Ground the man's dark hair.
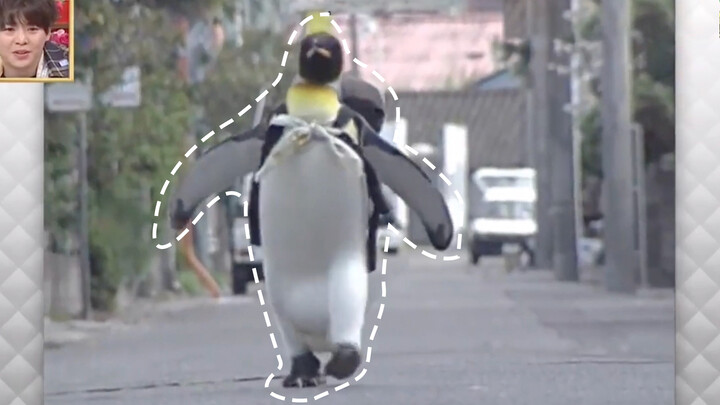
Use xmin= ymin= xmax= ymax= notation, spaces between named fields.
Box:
xmin=0 ymin=0 xmax=58 ymax=33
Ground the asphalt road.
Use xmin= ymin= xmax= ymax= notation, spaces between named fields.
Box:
xmin=44 ymin=252 xmax=674 ymax=405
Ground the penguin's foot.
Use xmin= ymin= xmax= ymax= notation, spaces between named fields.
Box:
xmin=324 ymin=343 xmax=361 ymax=380
xmin=282 ymin=374 xmax=325 ymax=388
xmin=282 ymin=352 xmax=324 ymax=388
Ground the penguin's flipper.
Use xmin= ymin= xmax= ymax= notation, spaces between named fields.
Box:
xmin=168 ymin=125 xmax=265 ymax=230
xmin=361 ymin=127 xmax=454 ymax=251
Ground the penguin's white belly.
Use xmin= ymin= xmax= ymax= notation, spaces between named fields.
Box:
xmin=258 ymin=135 xmax=369 ymax=351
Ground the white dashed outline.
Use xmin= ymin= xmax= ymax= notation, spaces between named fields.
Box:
xmin=152 ymin=13 xmax=464 ymax=259
xmin=150 ymin=12 xmax=469 ymax=401
xmin=246 ymin=188 xmax=391 ymax=401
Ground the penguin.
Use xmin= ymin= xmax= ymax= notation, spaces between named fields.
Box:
xmin=251 ymin=19 xmax=381 ymax=387
xmin=248 ymin=26 xmax=391 ymax=274
xmin=167 ymin=13 xmax=454 ymax=388
xmin=169 ymin=76 xmax=454 ymax=253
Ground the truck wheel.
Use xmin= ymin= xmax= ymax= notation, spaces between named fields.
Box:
xmin=470 ymin=238 xmax=482 ymax=265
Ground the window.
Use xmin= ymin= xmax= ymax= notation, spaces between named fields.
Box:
xmin=473 ymin=175 xmax=533 ymax=190
xmin=478 ymin=201 xmax=534 ymax=220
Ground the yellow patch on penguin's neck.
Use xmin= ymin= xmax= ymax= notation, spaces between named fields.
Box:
xmin=286 ymin=83 xmax=341 ymax=123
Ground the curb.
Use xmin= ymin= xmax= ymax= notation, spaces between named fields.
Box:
xmin=44 ymin=329 xmax=90 ymax=349
xmin=44 ymin=289 xmax=263 ymax=349
xmin=44 ymin=319 xmax=125 ymax=349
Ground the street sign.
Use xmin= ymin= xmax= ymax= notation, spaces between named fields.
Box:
xmin=45 ymin=82 xmax=92 ymax=112
xmin=100 ymin=66 xmax=141 ymax=108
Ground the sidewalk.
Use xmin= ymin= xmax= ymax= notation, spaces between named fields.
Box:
xmin=500 ymin=268 xmax=674 ymax=362
xmin=410 ymin=252 xmax=674 ymax=362
xmin=44 ymin=318 xmax=127 ymax=349
xmin=44 ymin=288 xmax=263 ymax=349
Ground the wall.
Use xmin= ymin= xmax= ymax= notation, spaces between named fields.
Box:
xmin=44 ymin=251 xmax=83 ymax=319
xmin=644 ymin=162 xmax=675 ymax=287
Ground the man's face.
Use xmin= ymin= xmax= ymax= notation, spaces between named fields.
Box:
xmin=0 ymin=19 xmax=49 ymax=77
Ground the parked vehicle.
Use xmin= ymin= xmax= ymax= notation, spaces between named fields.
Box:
xmin=229 ymin=174 xmax=264 ymax=295
xmin=467 ymin=167 xmax=537 ymax=266
xmin=471 ymin=167 xmax=535 ymax=193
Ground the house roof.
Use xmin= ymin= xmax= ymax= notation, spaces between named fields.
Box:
xmin=387 ymin=87 xmax=528 ymax=170
xmin=471 ymin=68 xmax=523 ymax=90
xmin=308 ymin=8 xmax=529 ymax=171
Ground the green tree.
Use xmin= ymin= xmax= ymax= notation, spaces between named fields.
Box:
xmin=194 ymin=29 xmax=298 ymax=138
xmin=46 ymin=0 xmax=192 ymax=311
xmin=46 ymin=0 xmax=301 ymax=311
xmin=579 ymin=0 xmax=675 ymax=178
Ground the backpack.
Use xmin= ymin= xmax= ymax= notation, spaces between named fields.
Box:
xmin=248 ymin=104 xmax=390 ymax=273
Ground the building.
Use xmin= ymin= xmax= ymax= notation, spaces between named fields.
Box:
xmin=333 ymin=11 xmax=504 ymax=91
xmin=328 ymin=6 xmax=529 ymax=171
xmin=391 ymin=85 xmax=527 ymax=170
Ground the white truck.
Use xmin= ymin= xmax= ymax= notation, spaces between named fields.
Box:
xmin=467 ymin=168 xmax=537 ymax=266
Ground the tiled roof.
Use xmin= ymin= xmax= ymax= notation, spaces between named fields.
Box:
xmin=389 ymin=88 xmax=528 ymax=170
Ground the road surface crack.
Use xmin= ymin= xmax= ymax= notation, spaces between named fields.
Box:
xmin=46 ymin=375 xmax=286 ymax=397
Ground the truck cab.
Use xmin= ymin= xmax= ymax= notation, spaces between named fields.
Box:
xmin=467 ymin=168 xmax=537 ymax=265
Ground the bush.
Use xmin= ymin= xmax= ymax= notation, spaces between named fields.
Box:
xmin=578 ymin=0 xmax=675 ymax=173
xmin=46 ymin=0 xmax=190 ymax=310
xmin=46 ymin=0 xmax=298 ymax=311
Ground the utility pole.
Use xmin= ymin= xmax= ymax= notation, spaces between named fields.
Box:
xmin=524 ymin=0 xmax=535 ymax=171
xmin=570 ymin=0 xmax=584 ymax=245
xmin=632 ymin=123 xmax=648 ymax=290
xmin=77 ymin=109 xmax=92 ymax=320
xmin=77 ymin=69 xmax=93 ymax=320
xmin=529 ymin=0 xmax=553 ymax=270
xmin=600 ymin=0 xmax=636 ymax=293
xmin=547 ymin=0 xmax=578 ymax=281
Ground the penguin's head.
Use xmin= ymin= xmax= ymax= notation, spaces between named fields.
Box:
xmin=298 ymin=32 xmax=344 ymax=85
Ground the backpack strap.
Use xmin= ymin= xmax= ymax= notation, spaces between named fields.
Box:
xmin=331 ymin=106 xmax=391 ymax=272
